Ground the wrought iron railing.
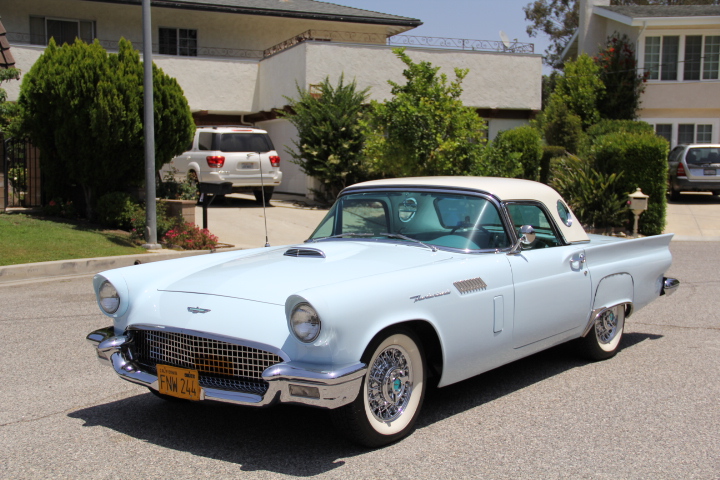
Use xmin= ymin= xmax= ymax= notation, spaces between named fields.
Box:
xmin=389 ymin=35 xmax=534 ymax=54
xmin=263 ymin=29 xmax=534 ymax=57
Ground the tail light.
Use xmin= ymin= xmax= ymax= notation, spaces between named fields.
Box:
xmin=269 ymin=155 xmax=281 ymax=167
xmin=676 ymin=163 xmax=686 ymax=176
xmin=206 ymin=156 xmax=225 ymax=168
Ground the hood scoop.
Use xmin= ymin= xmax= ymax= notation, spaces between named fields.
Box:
xmin=284 ymin=247 xmax=326 ymax=258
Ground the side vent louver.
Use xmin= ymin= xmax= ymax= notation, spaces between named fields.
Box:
xmin=284 ymin=248 xmax=326 ymax=258
xmin=454 ymin=277 xmax=488 ymax=295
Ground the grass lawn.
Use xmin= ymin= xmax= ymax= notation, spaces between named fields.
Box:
xmin=0 ymin=213 xmax=147 ymax=266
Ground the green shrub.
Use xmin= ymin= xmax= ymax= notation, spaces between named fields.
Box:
xmin=541 ymin=146 xmax=568 ymax=184
xmin=42 ymin=197 xmax=78 ymax=219
xmin=580 ymin=120 xmax=654 ymax=156
xmin=96 ymin=192 xmax=138 ymax=229
xmin=551 ymin=156 xmax=629 ymax=231
xmin=472 ymin=144 xmax=522 ymax=178
xmin=129 ymin=202 xmax=175 ymax=243
xmin=492 ymin=126 xmax=544 ymax=180
xmin=156 ymin=167 xmax=199 ymax=201
xmin=537 ymin=97 xmax=584 ymax=154
xmin=589 ymin=132 xmax=669 ymax=235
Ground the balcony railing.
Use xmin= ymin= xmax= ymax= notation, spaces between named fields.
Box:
xmin=264 ymin=30 xmax=534 ymax=57
xmin=9 ymin=30 xmax=533 ymax=61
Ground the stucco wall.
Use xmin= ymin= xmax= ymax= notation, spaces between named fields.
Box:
xmin=153 ymin=56 xmax=259 ymax=113
xmin=2 ymin=45 xmax=44 ymax=101
xmin=302 ymin=43 xmax=542 ymax=110
xmin=640 ymin=82 xmax=720 ymax=112
xmin=256 ymin=119 xmax=306 ymax=194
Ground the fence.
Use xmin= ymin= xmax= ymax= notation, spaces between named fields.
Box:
xmin=2 ymin=135 xmax=42 ymax=210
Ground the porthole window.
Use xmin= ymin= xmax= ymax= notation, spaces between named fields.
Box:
xmin=398 ymin=197 xmax=418 ymax=223
xmin=557 ymin=201 xmax=572 ymax=227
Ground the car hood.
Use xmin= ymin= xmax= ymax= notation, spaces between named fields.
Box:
xmin=158 ymin=241 xmax=451 ymax=305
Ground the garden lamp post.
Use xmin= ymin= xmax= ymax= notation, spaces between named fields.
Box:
xmin=628 ymin=188 xmax=649 ymax=238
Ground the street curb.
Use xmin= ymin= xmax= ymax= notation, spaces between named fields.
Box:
xmin=0 ymin=247 xmax=241 ymax=284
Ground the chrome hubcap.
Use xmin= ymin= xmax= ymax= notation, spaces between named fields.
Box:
xmin=367 ymin=346 xmax=412 ymax=422
xmin=596 ymin=310 xmax=618 ymax=344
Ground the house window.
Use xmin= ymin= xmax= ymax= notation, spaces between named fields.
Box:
xmin=645 ymin=35 xmax=720 ymax=81
xmin=159 ymin=28 xmax=197 ymax=56
xmin=697 ymin=125 xmax=713 ymax=143
xmin=655 ymin=124 xmax=672 ymax=143
xmin=29 ymin=16 xmax=95 ymax=46
xmin=704 ymin=36 xmax=720 ymax=80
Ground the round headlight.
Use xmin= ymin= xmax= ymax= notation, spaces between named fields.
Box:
xmin=99 ymin=280 xmax=120 ymax=314
xmin=290 ymin=303 xmax=321 ymax=343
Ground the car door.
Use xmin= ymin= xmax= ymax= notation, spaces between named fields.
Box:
xmin=505 ymin=202 xmax=591 ymax=349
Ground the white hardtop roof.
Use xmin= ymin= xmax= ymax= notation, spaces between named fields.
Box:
xmin=346 ymin=176 xmax=590 ymax=243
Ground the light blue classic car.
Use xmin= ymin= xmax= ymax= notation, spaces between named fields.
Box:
xmin=87 ymin=177 xmax=679 ymax=447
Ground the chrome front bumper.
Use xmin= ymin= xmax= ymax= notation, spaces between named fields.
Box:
xmin=86 ymin=327 xmax=365 ymax=409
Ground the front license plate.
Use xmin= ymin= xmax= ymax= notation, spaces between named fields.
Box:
xmin=157 ymin=364 xmax=201 ymax=401
xmin=704 ymin=169 xmax=716 ymax=175
xmin=240 ymin=162 xmax=254 ymax=169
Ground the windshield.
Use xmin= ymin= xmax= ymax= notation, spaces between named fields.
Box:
xmin=308 ymin=190 xmax=511 ymax=251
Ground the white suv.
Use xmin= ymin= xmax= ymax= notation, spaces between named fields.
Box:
xmin=161 ymin=126 xmax=282 ymax=203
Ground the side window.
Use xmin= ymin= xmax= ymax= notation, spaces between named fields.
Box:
xmin=668 ymin=146 xmax=684 ymax=163
xmin=506 ymin=203 xmax=562 ymax=249
xmin=198 ymin=132 xmax=213 ymax=151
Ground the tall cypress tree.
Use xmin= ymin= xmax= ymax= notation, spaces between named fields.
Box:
xmin=19 ymin=38 xmax=194 ymax=217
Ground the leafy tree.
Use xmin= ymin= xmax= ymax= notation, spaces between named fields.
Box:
xmin=595 ymin=33 xmax=646 ymax=120
xmin=363 ymin=48 xmax=487 ymax=178
xmin=535 ymin=54 xmax=603 ymax=151
xmin=279 ymin=75 xmax=370 ymax=202
xmin=0 ymin=67 xmax=21 ymax=135
xmin=525 ymin=0 xmax=720 ymax=68
xmin=18 ymin=38 xmax=194 ymax=218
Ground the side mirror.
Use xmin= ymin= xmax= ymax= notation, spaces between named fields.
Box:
xmin=519 ymin=225 xmax=536 ymax=245
xmin=507 ymin=225 xmax=535 ymax=255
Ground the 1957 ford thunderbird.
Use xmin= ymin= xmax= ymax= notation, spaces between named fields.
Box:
xmin=87 ymin=176 xmax=679 ymax=447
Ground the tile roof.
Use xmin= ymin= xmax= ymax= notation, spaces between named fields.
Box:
xmin=598 ymin=5 xmax=720 ymax=19
xmin=97 ymin=0 xmax=422 ymax=27
xmin=0 ymin=20 xmax=16 ymax=68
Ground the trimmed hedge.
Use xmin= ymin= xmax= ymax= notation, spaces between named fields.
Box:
xmin=589 ymin=132 xmax=669 ymax=235
xmin=492 ymin=125 xmax=544 ymax=180
xmin=580 ymin=120 xmax=654 ymax=157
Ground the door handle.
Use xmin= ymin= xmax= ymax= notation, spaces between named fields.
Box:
xmin=570 ymin=253 xmax=586 ymax=270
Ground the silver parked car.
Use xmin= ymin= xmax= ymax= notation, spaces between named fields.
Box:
xmin=668 ymin=144 xmax=720 ymax=200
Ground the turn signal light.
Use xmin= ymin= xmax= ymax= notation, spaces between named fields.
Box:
xmin=270 ymin=155 xmax=280 ymax=167
xmin=206 ymin=156 xmax=225 ymax=168
xmin=676 ymin=163 xmax=686 ymax=176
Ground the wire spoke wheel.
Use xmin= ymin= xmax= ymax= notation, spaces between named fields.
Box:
xmin=331 ymin=328 xmax=426 ymax=447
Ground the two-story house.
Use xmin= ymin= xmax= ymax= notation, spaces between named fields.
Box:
xmin=564 ymin=0 xmax=720 ymax=149
xmin=3 ymin=0 xmax=542 ymax=196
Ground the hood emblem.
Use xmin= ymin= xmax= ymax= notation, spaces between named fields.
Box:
xmin=188 ymin=307 xmax=211 ymax=314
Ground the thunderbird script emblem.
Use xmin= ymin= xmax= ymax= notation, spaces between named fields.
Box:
xmin=188 ymin=307 xmax=211 ymax=314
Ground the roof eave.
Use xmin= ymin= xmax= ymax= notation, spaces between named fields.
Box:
xmin=594 ymin=7 xmax=720 ymax=28
xmin=82 ymin=0 xmax=423 ymax=28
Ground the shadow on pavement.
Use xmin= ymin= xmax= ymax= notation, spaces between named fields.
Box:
xmin=69 ymin=332 xmax=662 ymax=473
xmin=667 ymin=193 xmax=720 ymax=205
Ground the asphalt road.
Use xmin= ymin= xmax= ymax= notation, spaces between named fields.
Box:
xmin=1 ymin=242 xmax=718 ymax=479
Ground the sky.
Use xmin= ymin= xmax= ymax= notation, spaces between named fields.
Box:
xmin=328 ymin=0 xmax=552 ymax=67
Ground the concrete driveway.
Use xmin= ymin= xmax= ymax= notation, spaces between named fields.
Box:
xmin=195 ymin=193 xmax=329 ymax=249
xmin=664 ymin=192 xmax=720 ymax=240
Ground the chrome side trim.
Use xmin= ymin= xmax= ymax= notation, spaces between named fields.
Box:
xmin=87 ymin=327 xmax=366 ymax=409
xmin=661 ymin=277 xmax=680 ymax=297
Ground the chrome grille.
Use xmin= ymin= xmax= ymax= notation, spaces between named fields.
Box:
xmin=132 ymin=329 xmax=283 ymax=394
